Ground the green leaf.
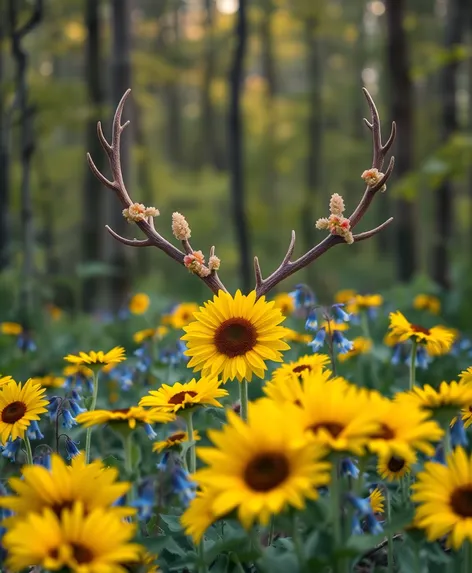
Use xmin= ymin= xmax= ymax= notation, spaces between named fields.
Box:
xmin=160 ymin=514 xmax=184 ymax=533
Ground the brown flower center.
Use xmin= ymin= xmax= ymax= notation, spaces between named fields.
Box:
xmin=292 ymin=364 xmax=310 ymax=378
xmin=168 ymin=432 xmax=186 ymax=443
xmin=450 ymin=486 xmax=472 ymax=518
xmin=214 ymin=318 xmax=257 ymax=358
xmin=244 ymin=453 xmax=290 ymax=492
xmin=387 ymin=456 xmax=406 ymax=473
xmin=112 ymin=408 xmax=130 ymax=414
xmin=309 ymin=422 xmax=344 ymax=438
xmin=169 ymin=391 xmax=198 ymax=405
xmin=411 ymin=324 xmax=431 ymax=336
xmin=1 ymin=401 xmax=27 ymax=424
xmin=71 ymin=542 xmax=94 ymax=564
xmin=50 ymin=500 xmax=75 ymax=517
xmin=372 ymin=424 xmax=395 ymax=440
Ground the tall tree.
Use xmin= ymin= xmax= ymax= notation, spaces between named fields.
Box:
xmin=82 ymin=0 xmax=106 ymax=311
xmin=433 ymin=0 xmax=469 ymax=289
xmin=104 ymin=0 xmax=133 ymax=311
xmin=8 ymin=0 xmax=43 ymax=318
xmin=0 ymin=0 xmax=10 ymax=271
xmin=385 ymin=0 xmax=417 ymax=282
xmin=302 ymin=15 xmax=323 ymax=286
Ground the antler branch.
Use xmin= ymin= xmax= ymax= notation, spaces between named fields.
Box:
xmin=254 ymin=88 xmax=396 ymax=299
xmin=87 ymin=89 xmax=227 ymax=295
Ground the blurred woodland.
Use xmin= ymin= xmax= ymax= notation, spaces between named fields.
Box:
xmin=1 ymin=0 xmax=472 ymax=319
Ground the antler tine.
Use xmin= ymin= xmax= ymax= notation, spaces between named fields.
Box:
xmin=254 ymin=88 xmax=396 ymax=299
xmin=88 ymin=89 xmax=228 ymax=296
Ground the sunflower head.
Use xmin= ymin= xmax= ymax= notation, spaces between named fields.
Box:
xmin=195 ymin=398 xmax=331 ymax=528
xmin=0 ymin=379 xmax=49 ymax=444
xmin=180 ymin=488 xmax=219 ymax=543
xmin=273 ymin=293 xmax=295 ymax=316
xmin=153 ymin=430 xmax=200 ymax=453
xmin=413 ymin=294 xmax=441 ymax=315
xmin=0 ymin=322 xmax=23 ymax=336
xmin=163 ymin=302 xmax=199 ymax=329
xmin=369 ymin=488 xmax=385 ymax=514
xmin=281 ymin=328 xmax=312 ymax=344
xmin=29 ymin=375 xmax=65 ymax=388
xmin=64 ymin=347 xmax=126 ymax=369
xmin=0 ymin=375 xmax=13 ymax=387
xmin=76 ymin=406 xmax=175 ymax=429
xmin=182 ymin=290 xmax=290 ymax=382
xmin=377 ymin=451 xmax=416 ymax=481
xmin=334 ymin=289 xmax=357 ymax=305
xmin=129 ymin=293 xmax=150 ymax=315
xmin=133 ymin=326 xmax=168 ymax=344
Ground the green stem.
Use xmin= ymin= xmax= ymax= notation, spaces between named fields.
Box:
xmin=198 ymin=540 xmax=207 ymax=573
xmin=239 ymin=379 xmax=249 ymax=422
xmin=409 ymin=340 xmax=417 ymax=390
xmin=354 ymin=458 xmax=366 ymax=496
xmin=85 ymin=371 xmax=100 ymax=464
xmin=443 ymin=425 xmax=452 ymax=456
xmin=360 ymin=310 xmax=371 ymax=340
xmin=462 ymin=540 xmax=470 ymax=573
xmin=292 ymin=514 xmax=304 ymax=569
xmin=124 ymin=432 xmax=135 ymax=504
xmin=186 ymin=411 xmax=196 ymax=474
xmin=268 ymin=517 xmax=275 ymax=546
xmin=386 ymin=488 xmax=394 ymax=573
xmin=330 ymin=463 xmax=344 ymax=573
xmin=23 ymin=434 xmax=34 ymax=465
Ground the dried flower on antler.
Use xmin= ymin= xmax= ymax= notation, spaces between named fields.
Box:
xmin=87 ymin=88 xmax=396 ymax=299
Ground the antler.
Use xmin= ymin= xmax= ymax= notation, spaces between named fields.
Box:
xmin=253 ymin=88 xmax=396 ymax=298
xmin=86 ymin=89 xmax=227 ymax=295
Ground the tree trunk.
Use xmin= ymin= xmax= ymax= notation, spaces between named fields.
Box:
xmin=82 ymin=0 xmax=106 ymax=311
xmin=105 ymin=0 xmax=133 ymax=312
xmin=228 ymin=0 xmax=251 ymax=293
xmin=0 ymin=0 xmax=10 ymax=271
xmin=8 ymin=0 xmax=43 ymax=322
xmin=302 ymin=17 xmax=323 ymax=286
xmin=385 ymin=0 xmax=417 ymax=282
xmin=433 ymin=0 xmax=469 ymax=289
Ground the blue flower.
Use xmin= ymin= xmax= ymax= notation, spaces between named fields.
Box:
xmin=135 ymin=347 xmax=152 ymax=373
xmin=308 ymin=328 xmax=326 ymax=352
xmin=451 ymin=417 xmax=468 ymax=448
xmin=332 ymin=304 xmax=351 ymax=323
xmin=108 ymin=365 xmax=134 ymax=391
xmin=341 ymin=458 xmax=359 ymax=479
xmin=17 ymin=332 xmax=36 ymax=352
xmin=347 ymin=494 xmax=372 ymax=517
xmin=132 ymin=479 xmax=155 ymax=520
xmin=34 ymin=451 xmax=52 ymax=469
xmin=157 ymin=453 xmax=196 ymax=506
xmin=365 ymin=513 xmax=383 ymax=535
xmin=432 ymin=443 xmax=446 ymax=465
xmin=26 ymin=420 xmax=44 ymax=440
xmin=351 ymin=514 xmax=363 ymax=536
xmin=415 ymin=345 xmax=430 ymax=370
xmin=391 ymin=344 xmax=403 ymax=365
xmin=333 ymin=330 xmax=354 ymax=354
xmin=288 ymin=284 xmax=316 ymax=310
xmin=62 ymin=409 xmax=77 ymax=429
xmin=1 ymin=439 xmax=22 ymax=461
xmin=143 ymin=424 xmax=157 ymax=440
xmin=305 ymin=309 xmax=318 ymax=332
xmin=64 ymin=437 xmax=81 ymax=460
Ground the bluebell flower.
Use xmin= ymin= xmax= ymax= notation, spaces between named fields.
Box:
xmin=332 ymin=304 xmax=350 ymax=323
xmin=144 ymin=424 xmax=157 ymax=440
xmin=62 ymin=409 xmax=77 ymax=429
xmin=68 ymin=396 xmax=86 ymax=417
xmin=132 ymin=479 xmax=155 ymax=520
xmin=347 ymin=494 xmax=372 ymax=517
xmin=351 ymin=514 xmax=363 ymax=536
xmin=391 ymin=344 xmax=403 ymax=365
xmin=108 ymin=365 xmax=134 ymax=391
xmin=157 ymin=452 xmax=196 ymax=506
xmin=288 ymin=284 xmax=316 ymax=311
xmin=1 ymin=439 xmax=22 ymax=461
xmin=415 ymin=345 xmax=430 ymax=370
xmin=34 ymin=451 xmax=52 ymax=469
xmin=17 ymin=332 xmax=36 ymax=352
xmin=135 ymin=347 xmax=152 ymax=373
xmin=451 ymin=417 xmax=468 ymax=448
xmin=432 ymin=443 xmax=446 ymax=465
xmin=65 ymin=437 xmax=81 ymax=460
xmin=333 ymin=330 xmax=354 ymax=354
xmin=308 ymin=328 xmax=326 ymax=352
xmin=365 ymin=512 xmax=383 ymax=535
xmin=305 ymin=309 xmax=318 ymax=332
xmin=26 ymin=420 xmax=44 ymax=440
xmin=341 ymin=458 xmax=359 ymax=479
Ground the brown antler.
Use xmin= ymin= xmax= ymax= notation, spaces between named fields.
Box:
xmin=253 ymin=88 xmax=396 ymax=298
xmin=86 ymin=89 xmax=227 ymax=295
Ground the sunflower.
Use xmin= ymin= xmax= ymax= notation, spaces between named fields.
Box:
xmin=297 ymin=374 xmax=380 ymax=456
xmin=369 ymin=488 xmax=385 ymax=514
xmin=387 ymin=311 xmax=455 ymax=356
xmin=334 ymin=289 xmax=357 ymax=305
xmin=129 ymin=293 xmax=150 ymax=315
xmin=270 ymin=354 xmax=330 ymax=384
xmin=195 ymin=399 xmax=330 ymax=528
xmin=263 ymin=366 xmax=338 ymax=405
xmin=0 ymin=322 xmax=22 ymax=336
xmin=0 ymin=453 xmax=133 ymax=518
xmin=413 ymin=294 xmax=441 ymax=315
xmin=29 ymin=374 xmax=65 ymax=388
xmin=395 ymin=381 xmax=472 ymax=418
xmin=0 ymin=375 xmax=13 ymax=387
xmin=163 ymin=302 xmax=199 ymax=329
xmin=122 ymin=550 xmax=160 ymax=573
xmin=133 ymin=326 xmax=168 ymax=344
xmin=348 ymin=294 xmax=383 ymax=314
xmin=367 ymin=396 xmax=444 ymax=459
xmin=153 ymin=429 xmax=200 ymax=453
xmin=139 ymin=377 xmax=228 ymax=413
xmin=64 ymin=346 xmax=126 ymax=368
xmin=63 ymin=363 xmax=94 ymax=379
xmin=182 ymin=290 xmax=290 ymax=382
xmin=0 ymin=379 xmax=49 ymax=444
xmin=180 ymin=488 xmax=219 ymax=543
xmin=76 ymin=407 xmax=175 ymax=429
xmin=46 ymin=303 xmax=63 ymax=320
xmin=412 ymin=447 xmax=472 ymax=549
xmin=459 ymin=367 xmax=472 ymax=384
xmin=338 ymin=337 xmax=372 ymax=362
xmin=273 ymin=293 xmax=295 ymax=316
xmin=282 ymin=328 xmax=312 ymax=344
xmin=3 ymin=502 xmax=142 ymax=573
xmin=377 ymin=451 xmax=416 ymax=481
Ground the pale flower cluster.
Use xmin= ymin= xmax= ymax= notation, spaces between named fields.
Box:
xmin=122 ymin=202 xmax=160 ymax=223
xmin=315 ymin=193 xmax=354 ymax=244
xmin=183 ymin=250 xmax=220 ymax=278
xmin=172 ymin=212 xmax=191 ymax=241
xmin=361 ymin=168 xmax=386 ymax=192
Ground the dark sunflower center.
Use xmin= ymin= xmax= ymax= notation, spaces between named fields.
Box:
xmin=51 ymin=500 xmax=75 ymax=517
xmin=112 ymin=408 xmax=130 ymax=414
xmin=372 ymin=424 xmax=395 ymax=440
xmin=411 ymin=324 xmax=431 ymax=336
xmin=387 ymin=456 xmax=406 ymax=473
xmin=168 ymin=432 xmax=186 ymax=443
xmin=450 ymin=486 xmax=472 ymax=517
xmin=214 ymin=318 xmax=257 ymax=358
xmin=169 ymin=391 xmax=198 ymax=405
xmin=292 ymin=364 xmax=310 ymax=377
xmin=309 ymin=422 xmax=344 ymax=438
xmin=1 ymin=401 xmax=27 ymax=424
xmin=244 ymin=453 xmax=290 ymax=492
xmin=71 ymin=542 xmax=94 ymax=564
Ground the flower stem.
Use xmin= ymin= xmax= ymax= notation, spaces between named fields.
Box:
xmin=463 ymin=540 xmax=470 ymax=573
xmin=85 ymin=371 xmax=100 ymax=464
xmin=198 ymin=540 xmax=207 ymax=573
xmin=292 ymin=514 xmax=304 ymax=568
xmin=23 ymin=434 xmax=34 ymax=465
xmin=386 ymin=487 xmax=394 ymax=573
xmin=239 ymin=379 xmax=249 ymax=422
xmin=268 ymin=517 xmax=275 ymax=546
xmin=409 ymin=339 xmax=418 ymax=390
xmin=443 ymin=425 xmax=452 ymax=456
xmin=123 ymin=432 xmax=135 ymax=505
xmin=330 ymin=463 xmax=345 ymax=573
xmin=186 ymin=411 xmax=197 ymax=474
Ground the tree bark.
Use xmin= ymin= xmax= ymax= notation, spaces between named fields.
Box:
xmin=385 ymin=0 xmax=417 ymax=282
xmin=433 ymin=0 xmax=469 ymax=289
xmin=228 ymin=0 xmax=251 ymax=293
xmin=0 ymin=0 xmax=10 ymax=271
xmin=8 ymin=0 xmax=43 ymax=321
xmin=302 ymin=16 xmax=323 ymax=286
xmin=105 ymin=0 xmax=133 ymax=312
xmin=82 ymin=0 xmax=106 ymax=311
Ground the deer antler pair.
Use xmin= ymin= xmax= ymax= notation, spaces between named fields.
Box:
xmin=87 ymin=88 xmax=395 ymax=299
